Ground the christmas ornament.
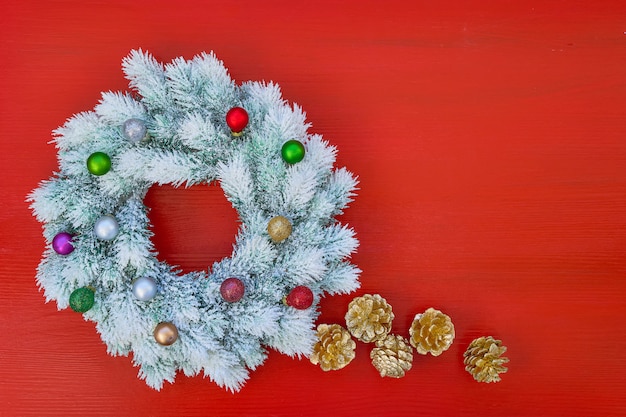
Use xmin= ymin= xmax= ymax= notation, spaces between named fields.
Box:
xmin=132 ymin=277 xmax=157 ymax=301
xmin=310 ymin=324 xmax=356 ymax=371
xmin=281 ymin=139 xmax=305 ymax=164
xmin=122 ymin=118 xmax=147 ymax=143
xmin=52 ymin=232 xmax=74 ymax=255
xmin=345 ymin=294 xmax=394 ymax=343
xmin=28 ymin=50 xmax=360 ymax=392
xmin=94 ymin=215 xmax=119 ymax=241
xmin=225 ymin=106 xmax=249 ymax=136
xmin=409 ymin=307 xmax=455 ymax=356
xmin=86 ymin=151 xmax=111 ymax=176
xmin=284 ymin=285 xmax=314 ymax=310
xmin=153 ymin=322 xmax=178 ymax=346
xmin=69 ymin=287 xmax=95 ymax=313
xmin=370 ymin=334 xmax=413 ymax=378
xmin=267 ymin=215 xmax=292 ymax=243
xmin=220 ymin=277 xmax=245 ymax=303
xmin=464 ymin=336 xmax=509 ymax=383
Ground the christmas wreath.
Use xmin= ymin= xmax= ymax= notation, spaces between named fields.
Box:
xmin=28 ymin=50 xmax=360 ymax=391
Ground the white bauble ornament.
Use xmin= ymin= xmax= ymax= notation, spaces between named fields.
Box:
xmin=94 ymin=215 xmax=119 ymax=240
xmin=132 ymin=277 xmax=157 ymax=301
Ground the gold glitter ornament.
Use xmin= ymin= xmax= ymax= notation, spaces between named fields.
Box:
xmin=463 ymin=336 xmax=509 ymax=383
xmin=370 ymin=334 xmax=413 ymax=378
xmin=267 ymin=215 xmax=292 ymax=243
xmin=310 ymin=324 xmax=356 ymax=371
xmin=409 ymin=307 xmax=455 ymax=356
xmin=345 ymin=293 xmax=394 ymax=343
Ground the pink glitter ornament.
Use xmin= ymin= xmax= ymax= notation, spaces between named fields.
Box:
xmin=220 ymin=277 xmax=245 ymax=303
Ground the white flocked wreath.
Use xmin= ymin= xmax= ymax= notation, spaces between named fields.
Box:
xmin=28 ymin=50 xmax=360 ymax=391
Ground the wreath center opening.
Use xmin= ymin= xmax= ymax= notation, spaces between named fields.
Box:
xmin=144 ymin=182 xmax=239 ymax=274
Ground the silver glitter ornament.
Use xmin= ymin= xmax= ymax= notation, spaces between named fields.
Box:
xmin=94 ymin=215 xmax=119 ymax=240
xmin=122 ymin=118 xmax=147 ymax=143
xmin=132 ymin=277 xmax=157 ymax=301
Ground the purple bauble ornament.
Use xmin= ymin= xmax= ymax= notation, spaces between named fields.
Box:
xmin=52 ymin=232 xmax=74 ymax=255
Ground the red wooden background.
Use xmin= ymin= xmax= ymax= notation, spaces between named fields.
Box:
xmin=2 ymin=1 xmax=626 ymax=416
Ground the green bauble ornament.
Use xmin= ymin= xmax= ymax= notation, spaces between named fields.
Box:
xmin=281 ymin=140 xmax=305 ymax=164
xmin=86 ymin=152 xmax=111 ymax=176
xmin=69 ymin=287 xmax=95 ymax=313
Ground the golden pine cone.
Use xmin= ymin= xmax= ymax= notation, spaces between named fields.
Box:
xmin=345 ymin=294 xmax=394 ymax=343
xmin=463 ymin=336 xmax=509 ymax=383
xmin=409 ymin=307 xmax=455 ymax=356
xmin=310 ymin=324 xmax=356 ymax=371
xmin=370 ymin=334 xmax=413 ymax=378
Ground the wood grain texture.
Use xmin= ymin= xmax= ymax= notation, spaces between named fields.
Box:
xmin=2 ymin=1 xmax=626 ymax=416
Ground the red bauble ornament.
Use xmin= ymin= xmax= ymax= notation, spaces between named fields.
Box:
xmin=226 ymin=107 xmax=249 ymax=135
xmin=220 ymin=277 xmax=245 ymax=302
xmin=284 ymin=285 xmax=314 ymax=310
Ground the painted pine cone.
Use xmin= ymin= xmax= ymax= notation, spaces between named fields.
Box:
xmin=345 ymin=294 xmax=394 ymax=343
xmin=370 ymin=334 xmax=413 ymax=378
xmin=409 ymin=307 xmax=455 ymax=356
xmin=463 ymin=336 xmax=509 ymax=383
xmin=310 ymin=324 xmax=356 ymax=371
